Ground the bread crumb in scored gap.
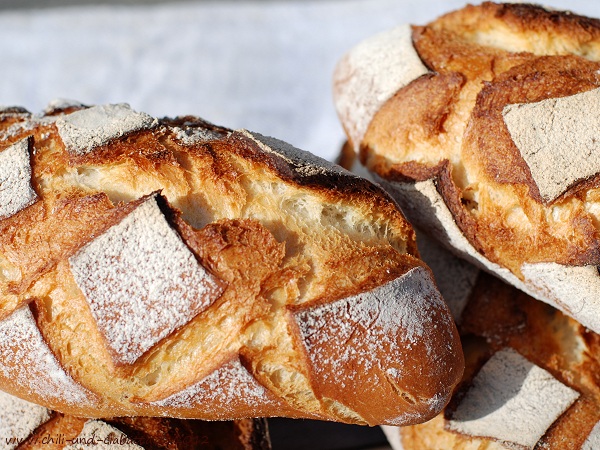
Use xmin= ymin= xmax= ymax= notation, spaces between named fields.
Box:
xmin=503 ymin=87 xmax=600 ymax=203
xmin=56 ymin=103 xmax=158 ymax=156
xmin=0 ymin=138 xmax=38 ymax=220
xmin=68 ymin=194 xmax=224 ymax=366
xmin=446 ymin=348 xmax=579 ymax=449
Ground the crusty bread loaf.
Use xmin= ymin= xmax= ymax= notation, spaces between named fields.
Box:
xmin=333 ymin=2 xmax=600 ymax=334
xmin=0 ymin=101 xmax=463 ymax=425
xmin=0 ymin=389 xmax=270 ymax=450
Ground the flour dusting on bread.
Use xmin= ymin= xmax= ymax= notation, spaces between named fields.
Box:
xmin=0 ymin=307 xmax=97 ymax=407
xmin=152 ymin=355 xmax=279 ymax=415
xmin=69 ymin=194 xmax=224 ymax=366
xmin=0 ymin=101 xmax=463 ymax=424
xmin=447 ymin=348 xmax=579 ymax=449
xmin=333 ymin=25 xmax=430 ymax=150
xmin=295 ymin=266 xmax=460 ymax=426
xmin=0 ymin=138 xmax=37 ymax=219
xmin=583 ymin=420 xmax=600 ymax=450
xmin=0 ymin=390 xmax=51 ymax=450
xmin=56 ymin=104 xmax=157 ymax=155
xmin=503 ymin=87 xmax=600 ymax=203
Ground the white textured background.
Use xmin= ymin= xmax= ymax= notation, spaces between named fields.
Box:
xmin=1 ymin=0 xmax=600 ymax=162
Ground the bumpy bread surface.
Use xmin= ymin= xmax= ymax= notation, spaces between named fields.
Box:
xmin=0 ymin=102 xmax=463 ymax=426
xmin=338 ymin=2 xmax=600 ymax=276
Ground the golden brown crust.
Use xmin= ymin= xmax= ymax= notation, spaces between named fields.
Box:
xmin=354 ymin=2 xmax=600 ymax=274
xmin=0 ymin=103 xmax=462 ymax=425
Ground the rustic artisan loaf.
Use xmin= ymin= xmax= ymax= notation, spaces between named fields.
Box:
xmin=370 ymin=229 xmax=599 ymax=450
xmin=0 ymin=389 xmax=270 ymax=450
xmin=0 ymin=101 xmax=463 ymax=425
xmin=333 ymin=2 xmax=600 ymax=334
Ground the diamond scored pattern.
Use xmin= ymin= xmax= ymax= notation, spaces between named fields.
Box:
xmin=69 ymin=195 xmax=224 ymax=366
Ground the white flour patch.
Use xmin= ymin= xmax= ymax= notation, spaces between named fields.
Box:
xmin=172 ymin=126 xmax=228 ymax=146
xmin=69 ymin=195 xmax=223 ymax=365
xmin=151 ymin=355 xmax=276 ymax=414
xmin=582 ymin=419 xmax=600 ymax=450
xmin=503 ymin=87 xmax=600 ymax=203
xmin=447 ymin=348 xmax=579 ymax=449
xmin=333 ymin=24 xmax=430 ymax=150
xmin=44 ymin=98 xmax=86 ymax=115
xmin=56 ymin=104 xmax=157 ymax=155
xmin=0 ymin=390 xmax=52 ymax=450
xmin=64 ymin=420 xmax=144 ymax=450
xmin=0 ymin=138 xmax=37 ymax=219
xmin=242 ymin=130 xmax=350 ymax=178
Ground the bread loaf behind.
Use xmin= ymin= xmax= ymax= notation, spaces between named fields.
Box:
xmin=333 ymin=2 xmax=600 ymax=335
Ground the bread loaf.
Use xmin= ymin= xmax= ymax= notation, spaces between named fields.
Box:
xmin=0 ymin=101 xmax=463 ymax=425
xmin=0 ymin=389 xmax=270 ymax=450
xmin=333 ymin=2 xmax=600 ymax=334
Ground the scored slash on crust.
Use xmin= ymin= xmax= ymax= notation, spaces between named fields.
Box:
xmin=68 ymin=194 xmax=224 ymax=366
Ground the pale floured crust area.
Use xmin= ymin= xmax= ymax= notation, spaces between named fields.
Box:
xmin=333 ymin=2 xmax=600 ymax=334
xmin=332 ymin=24 xmax=430 ymax=151
xmin=447 ymin=348 xmax=579 ymax=449
xmin=291 ymin=266 xmax=462 ymax=426
xmin=503 ymin=87 xmax=600 ymax=204
xmin=0 ymin=102 xmax=463 ymax=424
xmin=0 ymin=390 xmax=52 ymax=450
xmin=0 ymin=138 xmax=37 ymax=220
